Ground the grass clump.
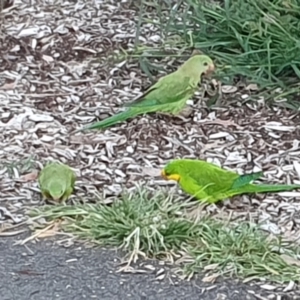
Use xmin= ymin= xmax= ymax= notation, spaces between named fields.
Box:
xmin=184 ymin=222 xmax=300 ymax=282
xmin=28 ymin=189 xmax=300 ymax=283
xmin=1 ymin=156 xmax=35 ymax=177
xmin=140 ymin=0 xmax=300 ymax=106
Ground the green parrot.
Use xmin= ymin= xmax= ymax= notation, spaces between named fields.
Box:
xmin=161 ymin=159 xmax=300 ymax=203
xmin=38 ymin=162 xmax=76 ymax=204
xmin=78 ymin=54 xmax=215 ymax=131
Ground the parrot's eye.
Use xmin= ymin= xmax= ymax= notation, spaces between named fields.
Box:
xmin=203 ymin=62 xmax=208 ymax=66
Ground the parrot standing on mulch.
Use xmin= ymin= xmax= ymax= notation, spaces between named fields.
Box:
xmin=78 ymin=54 xmax=215 ymax=131
xmin=161 ymin=159 xmax=300 ymax=203
xmin=38 ymin=162 xmax=76 ymax=204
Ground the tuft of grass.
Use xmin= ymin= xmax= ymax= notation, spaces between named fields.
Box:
xmin=183 ymin=222 xmax=300 ymax=282
xmin=1 ymin=156 xmax=35 ymax=177
xmin=135 ymin=0 xmax=300 ymax=107
xmin=27 ymin=189 xmax=300 ymax=283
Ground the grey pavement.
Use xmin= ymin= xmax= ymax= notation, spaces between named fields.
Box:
xmin=0 ymin=234 xmax=294 ymax=300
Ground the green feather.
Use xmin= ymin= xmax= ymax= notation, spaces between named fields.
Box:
xmin=79 ymin=110 xmax=137 ymax=131
xmin=231 ymin=172 xmax=263 ymax=189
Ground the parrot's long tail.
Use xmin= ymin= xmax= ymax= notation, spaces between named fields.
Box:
xmin=79 ymin=109 xmax=138 ymax=131
xmin=236 ymin=183 xmax=300 ymax=194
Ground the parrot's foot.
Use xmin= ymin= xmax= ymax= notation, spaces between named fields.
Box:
xmin=169 ymin=106 xmax=194 ymax=121
xmin=41 ymin=196 xmax=53 ymax=205
xmin=158 ymin=112 xmax=173 ymax=118
xmin=178 ymin=106 xmax=193 ymax=118
xmin=158 ymin=106 xmax=193 ymax=120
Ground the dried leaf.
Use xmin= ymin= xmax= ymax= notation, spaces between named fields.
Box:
xmin=202 ymin=273 xmax=219 ymax=283
xmin=293 ymin=161 xmax=300 ymax=179
xmin=280 ymin=254 xmax=300 ymax=267
xmin=19 ymin=170 xmax=39 ymax=182
xmin=141 ymin=167 xmax=161 ymax=177
xmin=221 ymin=85 xmax=238 ymax=94
xmin=245 ymin=83 xmax=259 ymax=91
xmin=0 ymin=82 xmax=16 ymax=90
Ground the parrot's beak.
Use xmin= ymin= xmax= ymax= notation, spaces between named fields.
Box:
xmin=161 ymin=170 xmax=181 ymax=182
xmin=52 ymin=196 xmax=61 ymax=202
xmin=205 ymin=63 xmax=215 ymax=75
xmin=161 ymin=169 xmax=167 ymax=179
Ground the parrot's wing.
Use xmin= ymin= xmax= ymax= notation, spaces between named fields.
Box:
xmin=70 ymin=171 xmax=76 ymax=188
xmin=124 ymin=74 xmax=195 ymax=108
xmin=64 ymin=168 xmax=76 ymax=190
xmin=58 ymin=165 xmax=74 ymax=188
xmin=180 ymin=175 xmax=215 ymax=201
xmin=231 ymin=172 xmax=263 ymax=189
xmin=38 ymin=166 xmax=51 ymax=189
xmin=38 ymin=165 xmax=57 ymax=199
xmin=187 ymin=164 xmax=239 ymax=194
xmin=61 ymin=169 xmax=75 ymax=200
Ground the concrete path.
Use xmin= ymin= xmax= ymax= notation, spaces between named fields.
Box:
xmin=0 ymin=234 xmax=286 ymax=300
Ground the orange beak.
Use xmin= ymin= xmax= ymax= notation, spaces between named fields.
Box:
xmin=161 ymin=170 xmax=181 ymax=182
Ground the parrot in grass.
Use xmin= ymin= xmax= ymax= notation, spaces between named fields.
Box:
xmin=78 ymin=54 xmax=215 ymax=131
xmin=38 ymin=162 xmax=76 ymax=204
xmin=161 ymin=159 xmax=300 ymax=203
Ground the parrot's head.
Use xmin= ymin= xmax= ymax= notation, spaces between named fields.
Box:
xmin=161 ymin=160 xmax=183 ymax=182
xmin=49 ymin=181 xmax=65 ymax=201
xmin=183 ymin=54 xmax=215 ymax=78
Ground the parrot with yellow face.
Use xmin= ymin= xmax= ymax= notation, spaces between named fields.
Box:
xmin=78 ymin=54 xmax=214 ymax=131
xmin=161 ymin=159 xmax=300 ymax=203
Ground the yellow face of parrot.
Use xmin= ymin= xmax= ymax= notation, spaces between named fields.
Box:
xmin=161 ymin=168 xmax=181 ymax=182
